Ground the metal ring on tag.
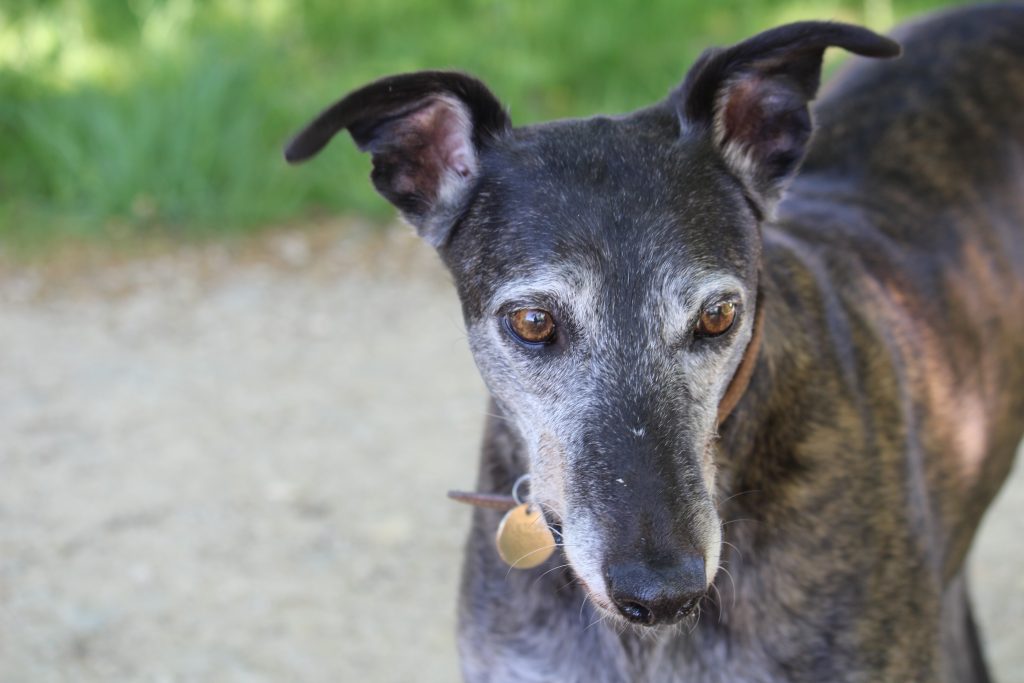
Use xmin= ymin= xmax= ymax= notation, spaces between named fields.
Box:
xmin=511 ymin=474 xmax=531 ymax=506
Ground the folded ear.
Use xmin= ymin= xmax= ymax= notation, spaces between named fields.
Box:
xmin=673 ymin=22 xmax=900 ymax=210
xmin=285 ymin=71 xmax=510 ymax=247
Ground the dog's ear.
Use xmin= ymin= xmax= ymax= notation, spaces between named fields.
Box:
xmin=673 ymin=22 xmax=899 ymax=209
xmin=285 ymin=71 xmax=510 ymax=247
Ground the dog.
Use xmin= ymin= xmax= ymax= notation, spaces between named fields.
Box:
xmin=285 ymin=4 xmax=1024 ymax=681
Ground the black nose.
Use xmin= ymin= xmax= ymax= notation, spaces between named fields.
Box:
xmin=606 ymin=554 xmax=706 ymax=625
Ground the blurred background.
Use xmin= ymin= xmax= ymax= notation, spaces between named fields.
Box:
xmin=0 ymin=0 xmax=969 ymax=247
xmin=1 ymin=0 xmax=1022 ymax=681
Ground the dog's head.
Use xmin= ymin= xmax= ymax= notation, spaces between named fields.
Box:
xmin=287 ymin=22 xmax=898 ymax=626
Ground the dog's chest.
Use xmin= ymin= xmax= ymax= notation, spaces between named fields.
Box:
xmin=459 ymin=624 xmax=783 ymax=683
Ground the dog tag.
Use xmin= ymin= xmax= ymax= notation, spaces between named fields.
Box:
xmin=495 ymin=503 xmax=556 ymax=569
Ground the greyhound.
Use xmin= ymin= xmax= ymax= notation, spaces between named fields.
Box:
xmin=285 ymin=4 xmax=1024 ymax=681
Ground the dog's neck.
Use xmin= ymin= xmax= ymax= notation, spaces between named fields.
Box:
xmin=715 ymin=274 xmax=809 ymax=508
xmin=716 ymin=250 xmax=827 ymax=479
xmin=716 ymin=287 xmax=766 ymax=427
xmin=700 ymin=257 xmax=861 ymax=629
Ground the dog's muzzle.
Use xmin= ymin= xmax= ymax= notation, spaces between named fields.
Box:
xmin=605 ymin=553 xmax=706 ymax=625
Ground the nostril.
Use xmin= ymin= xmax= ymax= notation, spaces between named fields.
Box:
xmin=617 ymin=600 xmax=655 ymax=625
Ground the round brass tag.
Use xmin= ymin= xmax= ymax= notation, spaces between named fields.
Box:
xmin=495 ymin=503 xmax=556 ymax=569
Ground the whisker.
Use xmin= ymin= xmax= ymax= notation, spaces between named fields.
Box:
xmin=531 ymin=563 xmax=572 ymax=589
xmin=526 ymin=511 xmax=563 ymax=539
xmin=717 ymin=564 xmax=738 ymax=610
xmin=720 ymin=539 xmax=743 ymax=563
xmin=579 ymin=593 xmax=591 ymax=622
xmin=585 ymin=610 xmax=611 ymax=632
xmin=719 ymin=489 xmax=762 ymax=506
xmin=503 ymin=543 xmax=560 ymax=580
xmin=688 ymin=604 xmax=702 ymax=634
xmin=710 ymin=583 xmax=725 ymax=624
xmin=481 ymin=410 xmax=514 ymax=424
xmin=533 ymin=500 xmax=564 ymax=524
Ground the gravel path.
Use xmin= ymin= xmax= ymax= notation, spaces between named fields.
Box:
xmin=1 ymin=225 xmax=1021 ymax=682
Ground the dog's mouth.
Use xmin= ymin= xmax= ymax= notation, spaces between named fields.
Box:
xmin=565 ymin=561 xmax=706 ymax=627
xmin=554 ymin=520 xmax=712 ymax=627
xmin=452 ymin=485 xmax=711 ymax=627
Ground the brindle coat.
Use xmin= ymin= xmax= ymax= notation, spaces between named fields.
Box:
xmin=286 ymin=4 xmax=1024 ymax=681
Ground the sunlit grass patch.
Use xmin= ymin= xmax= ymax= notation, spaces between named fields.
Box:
xmin=0 ymin=0 xmax=958 ymax=246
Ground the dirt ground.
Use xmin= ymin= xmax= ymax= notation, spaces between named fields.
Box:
xmin=1 ymin=225 xmax=1021 ymax=683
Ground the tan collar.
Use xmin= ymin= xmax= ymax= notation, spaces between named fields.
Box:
xmin=716 ymin=287 xmax=765 ymax=426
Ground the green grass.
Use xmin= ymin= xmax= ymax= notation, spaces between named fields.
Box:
xmin=0 ymin=0 xmax=960 ymax=247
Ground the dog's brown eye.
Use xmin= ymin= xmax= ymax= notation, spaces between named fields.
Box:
xmin=696 ymin=302 xmax=737 ymax=337
xmin=507 ymin=309 xmax=556 ymax=345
